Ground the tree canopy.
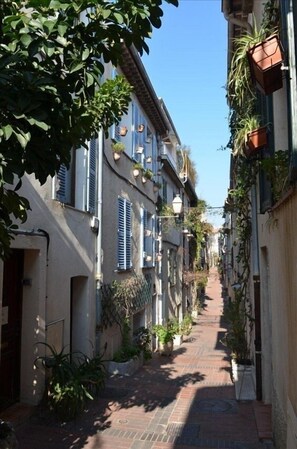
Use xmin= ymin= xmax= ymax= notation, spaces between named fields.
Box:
xmin=0 ymin=0 xmax=178 ymax=257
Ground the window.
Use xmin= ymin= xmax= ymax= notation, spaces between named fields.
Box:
xmin=141 ymin=208 xmax=155 ymax=267
xmin=132 ymin=102 xmax=146 ymax=162
xmin=87 ymin=137 xmax=97 ymax=214
xmin=55 ymin=138 xmax=97 ymax=214
xmin=257 ymin=94 xmax=273 ymax=213
xmin=118 ymin=197 xmax=132 ymax=270
xmin=168 ymin=249 xmax=177 ymax=285
xmin=56 ymin=149 xmax=75 ymax=205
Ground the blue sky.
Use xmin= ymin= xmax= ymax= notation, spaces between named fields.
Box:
xmin=141 ymin=0 xmax=230 ymax=228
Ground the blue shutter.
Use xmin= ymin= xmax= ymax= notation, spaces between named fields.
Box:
xmin=152 ymin=135 xmax=158 ymax=177
xmin=118 ymin=197 xmax=132 ymax=270
xmin=126 ymin=202 xmax=132 ymax=269
xmin=87 ymin=138 xmax=97 ymax=214
xmin=132 ymin=103 xmax=139 ymax=160
xmin=56 ymin=164 xmax=71 ymax=204
xmin=118 ymin=197 xmax=125 ymax=270
xmin=143 ymin=209 xmax=148 ymax=266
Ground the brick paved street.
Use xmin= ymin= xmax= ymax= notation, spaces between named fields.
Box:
xmin=14 ymin=268 xmax=272 ymax=449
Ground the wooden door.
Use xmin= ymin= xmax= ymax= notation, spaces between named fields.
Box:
xmin=0 ymin=249 xmax=24 ymax=410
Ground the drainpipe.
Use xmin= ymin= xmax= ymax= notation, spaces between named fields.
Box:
xmin=286 ymin=0 xmax=297 ymax=179
xmin=95 ymin=129 xmax=103 ymax=354
xmin=251 ymin=185 xmax=262 ymax=400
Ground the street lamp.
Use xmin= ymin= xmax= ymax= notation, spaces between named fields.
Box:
xmin=172 ymin=194 xmax=183 ymax=215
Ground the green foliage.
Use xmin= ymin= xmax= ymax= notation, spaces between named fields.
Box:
xmin=112 ymin=275 xmax=147 ymax=319
xmin=223 ymin=293 xmax=250 ymax=364
xmin=260 ymin=150 xmax=289 ymax=202
xmin=112 ymin=318 xmax=138 ymax=362
xmin=172 ymin=313 xmax=193 ymax=336
xmin=143 ymin=168 xmax=154 ymax=179
xmin=180 ymin=313 xmax=193 ymax=336
xmin=111 ymin=140 xmax=126 ymax=153
xmin=133 ymin=326 xmax=152 ymax=360
xmin=0 ymin=0 xmax=178 ymax=257
xmin=133 ymin=162 xmax=144 ymax=171
xmin=233 ymin=115 xmax=261 ymax=156
xmin=152 ymin=320 xmax=177 ymax=344
xmin=35 ymin=343 xmax=107 ymax=421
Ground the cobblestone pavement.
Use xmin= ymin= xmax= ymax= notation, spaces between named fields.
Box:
xmin=15 ymin=268 xmax=271 ymax=449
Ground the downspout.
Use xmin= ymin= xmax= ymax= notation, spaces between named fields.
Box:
xmin=251 ymin=185 xmax=262 ymax=400
xmin=95 ymin=129 xmax=103 ymax=354
xmin=286 ymin=0 xmax=297 ymax=179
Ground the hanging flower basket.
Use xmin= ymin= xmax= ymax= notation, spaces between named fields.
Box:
xmin=138 ymin=124 xmax=145 ymax=133
xmin=247 ymin=34 xmax=284 ymax=95
xmin=244 ymin=126 xmax=267 ymax=157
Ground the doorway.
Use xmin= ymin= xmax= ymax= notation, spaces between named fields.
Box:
xmin=0 ymin=249 xmax=24 ymax=410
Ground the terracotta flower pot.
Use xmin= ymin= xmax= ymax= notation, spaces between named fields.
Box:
xmin=247 ymin=35 xmax=284 ymax=95
xmin=119 ymin=126 xmax=128 ymax=136
xmin=245 ymin=126 xmax=267 ymax=157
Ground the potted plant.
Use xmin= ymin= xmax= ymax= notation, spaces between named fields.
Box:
xmin=112 ymin=141 xmax=125 ymax=160
xmin=234 ymin=115 xmax=267 ymax=157
xmin=136 ymin=145 xmax=144 ymax=154
xmin=146 ymin=156 xmax=152 ymax=163
xmin=152 ymin=320 xmax=177 ymax=356
xmin=119 ymin=126 xmax=128 ymax=136
xmin=142 ymin=168 xmax=153 ymax=183
xmin=228 ymin=16 xmax=283 ymax=110
xmin=260 ymin=150 xmax=289 ymax=202
xmin=138 ymin=123 xmax=145 ymax=133
xmin=153 ymin=181 xmax=162 ymax=192
xmin=247 ymin=33 xmax=284 ymax=95
xmin=132 ymin=162 xmax=143 ymax=177
xmin=222 ymin=294 xmax=256 ymax=401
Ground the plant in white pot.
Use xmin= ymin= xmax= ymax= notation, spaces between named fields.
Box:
xmin=132 ymin=162 xmax=143 ymax=178
xmin=152 ymin=320 xmax=177 ymax=356
xmin=112 ymin=140 xmax=125 ymax=160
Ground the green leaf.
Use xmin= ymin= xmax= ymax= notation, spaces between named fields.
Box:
xmin=3 ymin=125 xmax=13 ymax=140
xmin=69 ymin=61 xmax=85 ymax=73
xmin=113 ymin=13 xmax=124 ymax=24
xmin=43 ymin=20 xmax=56 ymax=35
xmin=57 ymin=23 xmax=67 ymax=37
xmin=20 ymin=34 xmax=32 ymax=48
xmin=81 ymin=48 xmax=90 ymax=61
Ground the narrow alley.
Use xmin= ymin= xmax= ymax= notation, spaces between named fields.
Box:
xmin=9 ymin=268 xmax=272 ymax=449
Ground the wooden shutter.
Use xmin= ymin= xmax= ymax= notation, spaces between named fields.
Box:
xmin=56 ymin=164 xmax=71 ymax=204
xmin=118 ymin=197 xmax=132 ymax=270
xmin=87 ymin=138 xmax=97 ymax=214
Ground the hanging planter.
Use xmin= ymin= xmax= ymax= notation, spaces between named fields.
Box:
xmin=245 ymin=126 xmax=267 ymax=157
xmin=136 ymin=145 xmax=144 ymax=154
xmin=111 ymin=141 xmax=125 ymax=161
xmin=146 ymin=156 xmax=152 ymax=163
xmin=119 ymin=126 xmax=128 ymax=137
xmin=138 ymin=124 xmax=145 ymax=133
xmin=247 ymin=34 xmax=284 ymax=95
xmin=156 ymin=253 xmax=162 ymax=262
xmin=132 ymin=163 xmax=143 ymax=178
